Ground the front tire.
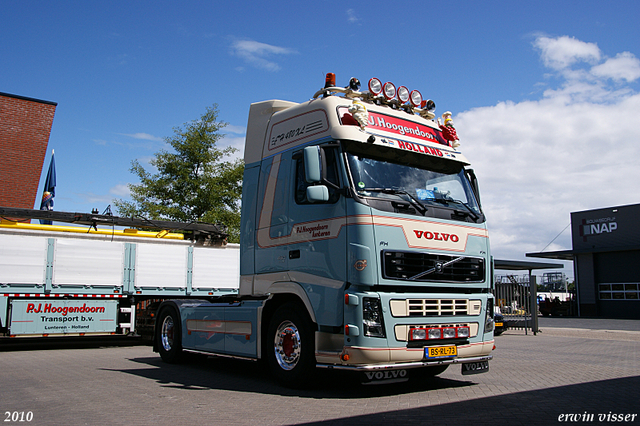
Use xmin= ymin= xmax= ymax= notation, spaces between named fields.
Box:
xmin=156 ymin=306 xmax=183 ymax=363
xmin=266 ymin=302 xmax=316 ymax=387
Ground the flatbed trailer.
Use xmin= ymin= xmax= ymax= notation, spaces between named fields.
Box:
xmin=0 ymin=207 xmax=238 ymax=338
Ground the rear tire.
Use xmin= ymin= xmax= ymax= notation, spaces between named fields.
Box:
xmin=156 ymin=306 xmax=183 ymax=363
xmin=266 ymin=302 xmax=316 ymax=387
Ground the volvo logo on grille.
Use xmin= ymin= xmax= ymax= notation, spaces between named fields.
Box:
xmin=435 ymin=262 xmax=444 ymax=273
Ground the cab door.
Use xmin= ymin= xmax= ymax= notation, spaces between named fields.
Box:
xmin=286 ymin=144 xmax=347 ymax=327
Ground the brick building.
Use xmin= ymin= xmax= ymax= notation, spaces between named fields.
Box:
xmin=0 ymin=92 xmax=57 ymax=209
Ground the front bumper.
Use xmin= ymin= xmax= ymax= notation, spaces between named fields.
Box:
xmin=316 ymin=339 xmax=494 ymax=371
xmin=317 ymin=355 xmax=492 ymax=371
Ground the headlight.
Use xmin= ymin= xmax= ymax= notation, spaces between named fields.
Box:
xmin=363 ymin=297 xmax=385 ymax=338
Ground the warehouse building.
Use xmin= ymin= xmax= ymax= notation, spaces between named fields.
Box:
xmin=528 ymin=203 xmax=640 ymax=319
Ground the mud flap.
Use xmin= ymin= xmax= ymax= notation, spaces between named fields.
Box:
xmin=461 ymin=360 xmax=489 ymax=375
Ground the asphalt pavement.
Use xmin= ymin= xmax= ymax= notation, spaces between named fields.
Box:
xmin=0 ymin=317 xmax=638 ymax=425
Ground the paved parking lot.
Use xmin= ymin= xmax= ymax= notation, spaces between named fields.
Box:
xmin=1 ymin=320 xmax=638 ymax=425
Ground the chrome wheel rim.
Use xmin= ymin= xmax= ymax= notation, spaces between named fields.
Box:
xmin=161 ymin=315 xmax=174 ymax=352
xmin=274 ymin=320 xmax=301 ymax=370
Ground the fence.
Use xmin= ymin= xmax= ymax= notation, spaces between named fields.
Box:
xmin=493 ymin=274 xmax=538 ymax=335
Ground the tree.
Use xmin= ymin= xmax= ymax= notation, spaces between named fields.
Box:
xmin=114 ymin=105 xmax=244 ymax=242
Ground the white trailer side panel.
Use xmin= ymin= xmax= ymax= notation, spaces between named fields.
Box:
xmin=53 ymin=238 xmax=124 ymax=287
xmin=192 ymin=246 xmax=240 ymax=290
xmin=135 ymin=243 xmax=188 ymax=288
xmin=0 ymin=234 xmax=47 ymax=284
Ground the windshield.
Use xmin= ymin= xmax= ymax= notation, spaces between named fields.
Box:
xmin=346 ymin=152 xmax=483 ymax=220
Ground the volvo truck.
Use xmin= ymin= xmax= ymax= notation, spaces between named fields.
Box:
xmin=153 ymin=74 xmax=495 ymax=386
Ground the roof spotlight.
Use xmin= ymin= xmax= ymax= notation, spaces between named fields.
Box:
xmin=409 ymin=90 xmax=423 ymax=107
xmin=421 ymin=99 xmax=436 ymax=113
xmin=368 ymin=78 xmax=382 ymax=95
xmin=397 ymin=86 xmax=409 ymax=103
xmin=348 ymin=77 xmax=361 ymax=91
xmin=382 ymin=82 xmax=396 ymax=100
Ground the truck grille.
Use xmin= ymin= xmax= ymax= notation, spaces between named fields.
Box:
xmin=382 ymin=251 xmax=484 ymax=283
xmin=390 ymin=298 xmax=482 ymax=317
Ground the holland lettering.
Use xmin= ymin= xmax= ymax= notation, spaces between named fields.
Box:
xmin=397 ymin=141 xmax=443 ymax=157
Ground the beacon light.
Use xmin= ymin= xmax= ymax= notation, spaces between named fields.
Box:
xmin=325 ymin=73 xmax=336 ymax=88
xmin=382 ymin=81 xmax=396 ymax=100
xmin=397 ymin=86 xmax=409 ymax=103
xmin=368 ymin=78 xmax=382 ymax=95
xmin=409 ymin=90 xmax=423 ymax=107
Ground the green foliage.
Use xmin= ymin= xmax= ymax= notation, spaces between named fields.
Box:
xmin=114 ymin=105 xmax=244 ymax=242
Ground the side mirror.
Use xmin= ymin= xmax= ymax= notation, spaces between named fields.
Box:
xmin=304 ymin=146 xmax=322 ymax=183
xmin=306 ymin=185 xmax=329 ymax=202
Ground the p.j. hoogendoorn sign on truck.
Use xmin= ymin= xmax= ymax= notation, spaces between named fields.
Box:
xmin=9 ymin=299 xmax=118 ymax=336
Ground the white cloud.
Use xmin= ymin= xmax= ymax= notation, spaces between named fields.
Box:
xmin=533 ymin=35 xmax=601 ymax=71
xmin=591 ymin=52 xmax=640 ymax=82
xmin=346 ymin=9 xmax=360 ymax=24
xmin=119 ymin=132 xmax=163 ymax=141
xmin=230 ymin=39 xmax=297 ymax=72
xmin=455 ymin=35 xmax=640 ymax=274
xmin=224 ymin=124 xmax=246 ymax=135
xmin=109 ymin=184 xmax=131 ymax=197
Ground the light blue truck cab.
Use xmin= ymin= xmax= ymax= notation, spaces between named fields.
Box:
xmin=155 ymin=76 xmax=494 ymax=386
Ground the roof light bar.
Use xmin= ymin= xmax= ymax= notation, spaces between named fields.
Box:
xmin=409 ymin=326 xmax=470 ymax=341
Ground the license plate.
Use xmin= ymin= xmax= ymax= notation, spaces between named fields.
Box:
xmin=495 ymin=322 xmax=503 ymax=327
xmin=426 ymin=345 xmax=457 ymax=358
xmin=462 ymin=361 xmax=489 ymax=375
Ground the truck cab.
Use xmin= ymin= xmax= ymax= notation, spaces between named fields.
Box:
xmin=156 ymin=75 xmax=494 ymax=386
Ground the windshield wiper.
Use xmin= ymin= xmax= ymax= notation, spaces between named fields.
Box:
xmin=432 ymin=197 xmax=480 ymax=221
xmin=360 ymin=187 xmax=427 ymax=215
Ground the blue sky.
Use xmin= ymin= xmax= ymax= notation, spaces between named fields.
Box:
xmin=3 ymin=1 xmax=640 ymax=277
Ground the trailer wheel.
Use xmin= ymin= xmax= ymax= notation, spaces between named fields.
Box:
xmin=267 ymin=302 xmax=316 ymax=387
xmin=157 ymin=306 xmax=183 ymax=363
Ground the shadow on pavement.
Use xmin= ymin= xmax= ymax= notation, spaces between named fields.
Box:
xmin=0 ymin=335 xmax=149 ymax=352
xmin=105 ymin=353 xmax=476 ymax=398
xmin=295 ymin=375 xmax=640 ymax=425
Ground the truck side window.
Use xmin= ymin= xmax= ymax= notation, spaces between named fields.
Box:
xmin=295 ymin=147 xmax=340 ymax=204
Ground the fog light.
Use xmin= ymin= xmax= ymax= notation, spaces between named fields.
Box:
xmin=411 ymin=328 xmax=426 ymax=340
xmin=443 ymin=328 xmax=456 ymax=339
xmin=457 ymin=327 xmax=470 ymax=338
xmin=428 ymin=328 xmax=441 ymax=339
